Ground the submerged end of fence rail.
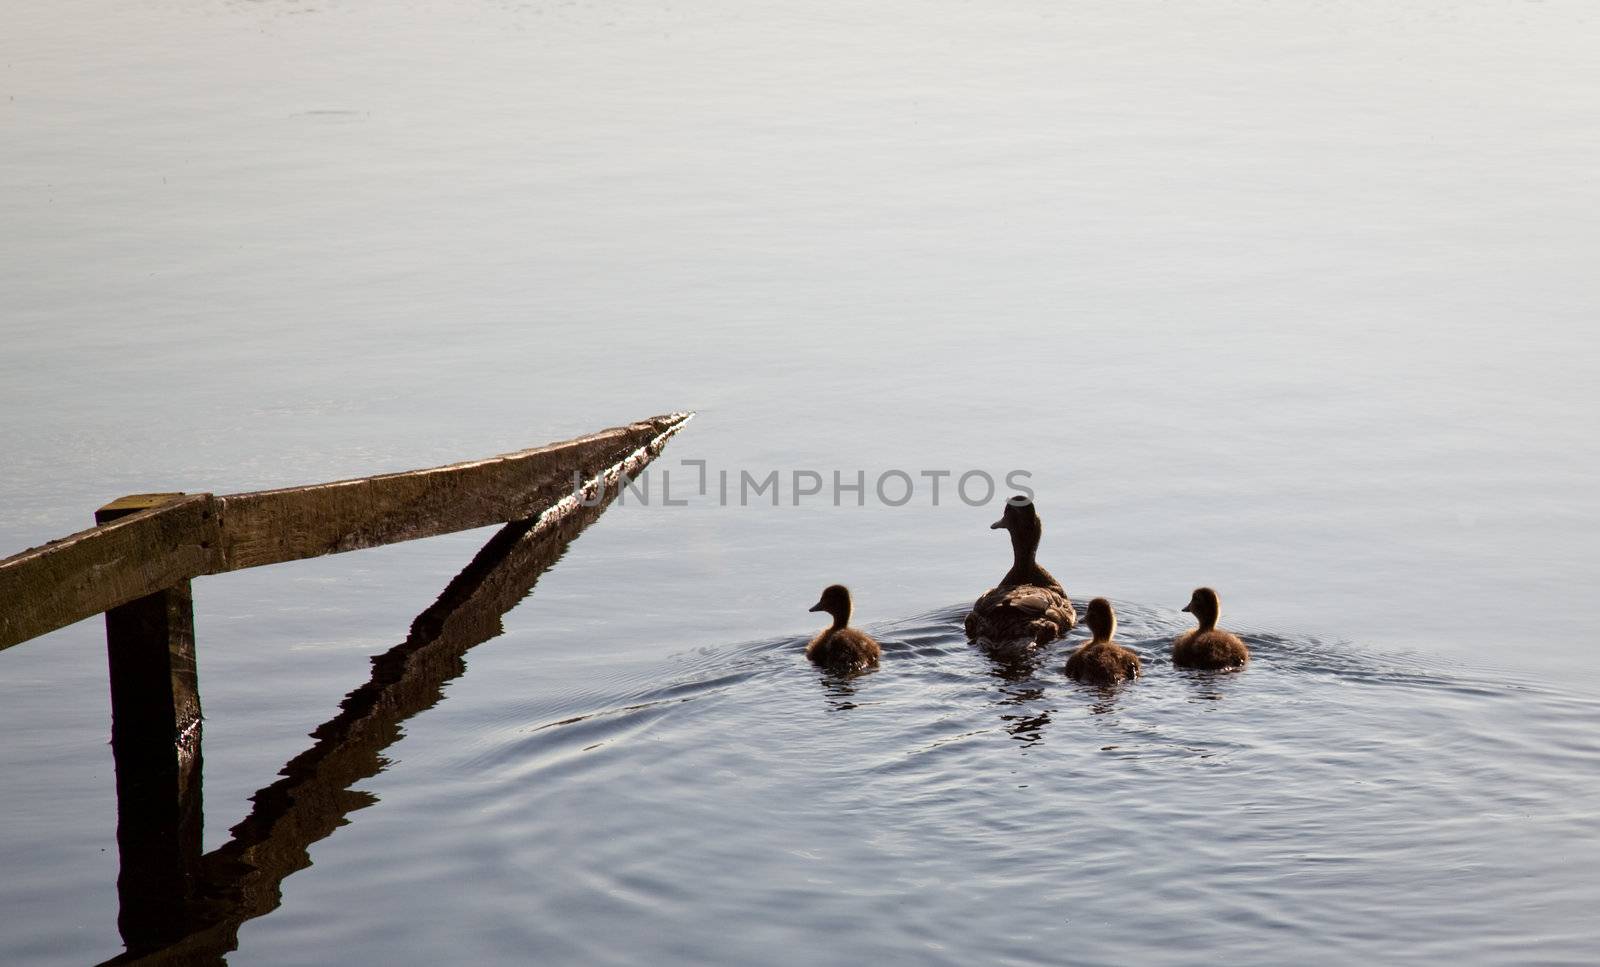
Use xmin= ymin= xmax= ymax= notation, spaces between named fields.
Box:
xmin=0 ymin=411 xmax=693 ymax=651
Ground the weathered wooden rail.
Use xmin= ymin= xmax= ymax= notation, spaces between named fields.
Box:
xmin=1 ymin=412 xmax=691 ymax=651
xmin=0 ymin=411 xmax=690 ymax=965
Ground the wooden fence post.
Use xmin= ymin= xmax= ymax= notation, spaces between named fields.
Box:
xmin=95 ymin=493 xmax=205 ymax=952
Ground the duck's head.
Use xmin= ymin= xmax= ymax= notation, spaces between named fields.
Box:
xmin=1182 ymin=587 xmax=1221 ymax=629
xmin=808 ymin=583 xmax=853 ymax=628
xmin=1086 ymin=597 xmax=1116 ymax=642
xmin=990 ymin=496 xmax=1042 ymax=537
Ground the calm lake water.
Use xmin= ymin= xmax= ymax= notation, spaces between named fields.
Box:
xmin=3 ymin=0 xmax=1598 ymax=963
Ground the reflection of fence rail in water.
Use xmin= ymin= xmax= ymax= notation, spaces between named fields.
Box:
xmin=101 ymin=428 xmax=681 ymax=964
xmin=0 ymin=412 xmax=690 ymax=965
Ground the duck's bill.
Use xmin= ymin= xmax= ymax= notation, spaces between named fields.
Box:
xmin=989 ymin=518 xmax=1006 ymax=529
xmin=808 ymin=603 xmax=826 ymax=612
xmin=1181 ymin=604 xmax=1193 ymax=613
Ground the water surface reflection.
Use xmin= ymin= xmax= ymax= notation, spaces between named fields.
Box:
xmin=101 ymin=476 xmax=637 ymax=964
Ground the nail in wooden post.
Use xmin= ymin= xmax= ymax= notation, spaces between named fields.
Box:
xmin=95 ymin=493 xmax=204 ymax=951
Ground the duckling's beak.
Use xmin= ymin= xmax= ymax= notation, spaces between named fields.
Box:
xmin=989 ymin=517 xmax=1006 ymax=529
xmin=1181 ymin=603 xmax=1193 ymax=613
xmin=808 ymin=601 xmax=826 ymax=613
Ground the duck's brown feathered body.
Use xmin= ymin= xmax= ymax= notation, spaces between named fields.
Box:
xmin=806 ymin=627 xmax=881 ymax=673
xmin=1065 ymin=642 xmax=1143 ymax=684
xmin=965 ymin=499 xmax=1076 ymax=649
xmin=806 ymin=584 xmax=880 ymax=673
xmin=1172 ymin=587 xmax=1249 ymax=670
xmin=1171 ymin=629 xmax=1249 ymax=669
xmin=1064 ymin=598 xmax=1141 ymax=684
xmin=965 ymin=582 xmax=1076 ymax=648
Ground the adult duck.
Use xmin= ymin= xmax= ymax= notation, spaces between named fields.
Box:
xmin=1172 ymin=586 xmax=1250 ymax=670
xmin=964 ymin=497 xmax=1076 ymax=649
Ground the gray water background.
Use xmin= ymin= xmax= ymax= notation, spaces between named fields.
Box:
xmin=3 ymin=1 xmax=1598 ymax=963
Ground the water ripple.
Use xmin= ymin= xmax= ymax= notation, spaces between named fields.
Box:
xmin=394 ymin=600 xmax=1600 ymax=966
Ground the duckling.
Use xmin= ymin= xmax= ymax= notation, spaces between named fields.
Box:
xmin=1172 ymin=586 xmax=1250 ymax=670
xmin=1064 ymin=598 xmax=1142 ymax=684
xmin=806 ymin=584 xmax=881 ymax=673
xmin=964 ymin=497 xmax=1076 ymax=649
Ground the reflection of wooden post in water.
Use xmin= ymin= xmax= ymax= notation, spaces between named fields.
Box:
xmin=95 ymin=495 xmax=205 ymax=951
xmin=94 ymin=415 xmax=688 ymax=965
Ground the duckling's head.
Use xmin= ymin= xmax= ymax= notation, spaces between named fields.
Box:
xmin=1086 ymin=597 xmax=1116 ymax=642
xmin=1182 ymin=587 xmax=1221 ymax=629
xmin=808 ymin=584 xmax=853 ymax=628
xmin=990 ymin=496 xmax=1042 ymax=537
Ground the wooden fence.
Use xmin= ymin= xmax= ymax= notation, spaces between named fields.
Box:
xmin=0 ymin=411 xmax=691 ymax=964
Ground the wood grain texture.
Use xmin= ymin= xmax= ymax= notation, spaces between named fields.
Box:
xmin=0 ymin=494 xmax=219 ymax=652
xmin=0 ymin=412 xmax=693 ymax=651
xmin=210 ymin=413 xmax=690 ymax=571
